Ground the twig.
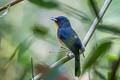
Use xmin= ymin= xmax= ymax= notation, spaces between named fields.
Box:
xmin=0 ymin=0 xmax=24 ymax=12
xmin=110 ymin=56 xmax=120 ymax=80
xmin=32 ymin=0 xmax=112 ymax=79
xmin=89 ymin=0 xmax=99 ymax=19
xmin=82 ymin=0 xmax=112 ymax=46
xmin=94 ymin=68 xmax=106 ymax=80
xmin=31 ymin=57 xmax=34 ymax=80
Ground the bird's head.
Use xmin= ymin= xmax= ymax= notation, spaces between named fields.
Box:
xmin=51 ymin=16 xmax=71 ymax=28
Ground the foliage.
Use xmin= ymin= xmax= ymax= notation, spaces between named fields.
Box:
xmin=0 ymin=0 xmax=120 ymax=80
xmin=29 ymin=0 xmax=58 ymax=9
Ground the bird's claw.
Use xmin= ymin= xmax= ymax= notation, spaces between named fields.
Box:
xmin=67 ymin=52 xmax=74 ymax=59
xmin=80 ymin=47 xmax=85 ymax=58
xmin=82 ymin=53 xmax=85 ymax=58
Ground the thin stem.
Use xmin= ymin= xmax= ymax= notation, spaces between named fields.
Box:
xmin=110 ymin=56 xmax=120 ymax=80
xmin=88 ymin=69 xmax=91 ymax=80
xmin=0 ymin=0 xmax=24 ymax=12
xmin=33 ymin=0 xmax=112 ymax=79
xmin=31 ymin=57 xmax=34 ymax=80
xmin=82 ymin=0 xmax=112 ymax=46
xmin=94 ymin=68 xmax=106 ymax=80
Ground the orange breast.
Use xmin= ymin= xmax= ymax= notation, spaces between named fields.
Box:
xmin=55 ymin=23 xmax=65 ymax=45
xmin=55 ymin=23 xmax=59 ymax=30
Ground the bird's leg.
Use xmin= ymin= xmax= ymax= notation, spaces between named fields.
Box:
xmin=79 ymin=47 xmax=85 ymax=58
xmin=61 ymin=46 xmax=74 ymax=58
xmin=82 ymin=53 xmax=85 ymax=58
xmin=82 ymin=48 xmax=85 ymax=58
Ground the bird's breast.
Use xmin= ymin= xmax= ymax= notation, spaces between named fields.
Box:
xmin=55 ymin=23 xmax=59 ymax=30
xmin=57 ymin=28 xmax=65 ymax=45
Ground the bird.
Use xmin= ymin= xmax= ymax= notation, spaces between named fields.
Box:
xmin=51 ymin=16 xmax=85 ymax=77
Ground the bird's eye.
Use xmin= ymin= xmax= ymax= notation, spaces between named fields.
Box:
xmin=57 ymin=18 xmax=61 ymax=22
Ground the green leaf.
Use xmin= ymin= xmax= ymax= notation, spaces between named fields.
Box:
xmin=94 ymin=68 xmax=106 ymax=80
xmin=97 ymin=24 xmax=120 ymax=35
xmin=8 ymin=36 xmax=33 ymax=62
xmin=18 ymin=52 xmax=31 ymax=67
xmin=32 ymin=24 xmax=49 ymax=37
xmin=106 ymin=54 xmax=118 ymax=61
xmin=109 ymin=56 xmax=120 ymax=80
xmin=17 ymin=38 xmax=33 ymax=61
xmin=29 ymin=0 xmax=58 ymax=9
xmin=88 ymin=0 xmax=99 ymax=18
xmin=107 ymin=71 xmax=111 ymax=80
xmin=58 ymin=1 xmax=91 ymax=22
xmin=82 ymin=39 xmax=112 ymax=73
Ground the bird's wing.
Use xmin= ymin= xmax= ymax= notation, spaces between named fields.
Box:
xmin=58 ymin=27 xmax=83 ymax=51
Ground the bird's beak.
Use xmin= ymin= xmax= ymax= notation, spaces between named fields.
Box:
xmin=50 ymin=17 xmax=57 ymax=22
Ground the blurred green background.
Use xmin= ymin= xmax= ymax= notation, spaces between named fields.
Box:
xmin=0 ymin=0 xmax=120 ymax=80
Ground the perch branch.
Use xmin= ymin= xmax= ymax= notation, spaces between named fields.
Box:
xmin=0 ymin=0 xmax=24 ymax=12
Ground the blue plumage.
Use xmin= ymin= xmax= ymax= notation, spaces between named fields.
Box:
xmin=51 ymin=16 xmax=84 ymax=77
xmin=57 ymin=27 xmax=83 ymax=54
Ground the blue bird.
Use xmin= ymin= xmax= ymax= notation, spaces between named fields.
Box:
xmin=51 ymin=16 xmax=85 ymax=77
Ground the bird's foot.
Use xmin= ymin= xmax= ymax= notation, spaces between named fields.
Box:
xmin=82 ymin=53 xmax=85 ymax=58
xmin=82 ymin=48 xmax=85 ymax=58
xmin=79 ymin=47 xmax=85 ymax=58
xmin=67 ymin=52 xmax=74 ymax=59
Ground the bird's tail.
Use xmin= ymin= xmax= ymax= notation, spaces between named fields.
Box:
xmin=75 ymin=55 xmax=81 ymax=77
